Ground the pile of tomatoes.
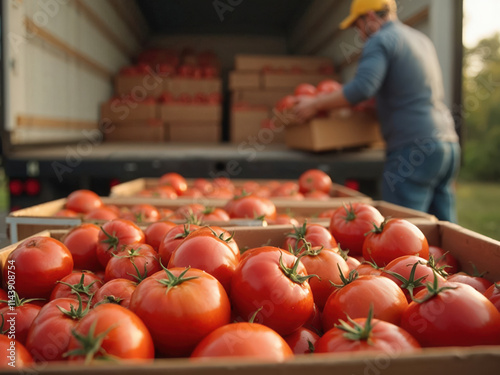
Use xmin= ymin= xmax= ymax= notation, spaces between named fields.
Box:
xmin=2 ymin=201 xmax=500 ymax=369
xmin=55 ymin=170 xmax=338 ymax=225
xmin=130 ymin=169 xmax=336 ymax=201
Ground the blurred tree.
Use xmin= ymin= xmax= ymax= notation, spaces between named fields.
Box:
xmin=461 ymin=33 xmax=500 ymax=180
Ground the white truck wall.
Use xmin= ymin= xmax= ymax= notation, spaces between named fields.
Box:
xmin=3 ymin=0 xmax=147 ymax=145
xmin=289 ymin=0 xmax=457 ymax=108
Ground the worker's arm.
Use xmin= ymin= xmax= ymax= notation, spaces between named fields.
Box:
xmin=293 ymin=35 xmax=391 ymax=124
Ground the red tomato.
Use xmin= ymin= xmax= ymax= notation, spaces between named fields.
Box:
xmin=158 ymin=172 xmax=187 ymax=195
xmin=275 ymin=95 xmax=296 ymax=112
xmin=200 ymin=207 xmax=230 ymax=222
xmin=3 ymin=236 xmax=74 ymax=299
xmin=153 ymin=185 xmax=178 ymax=199
xmin=355 ymin=261 xmax=384 ymax=277
xmin=230 ymin=247 xmax=314 ymax=336
xmin=316 ymin=79 xmax=343 ymax=94
xmin=92 ymin=278 xmax=137 ymax=309
xmin=104 ymin=243 xmax=161 ymax=283
xmin=65 ymin=189 xmax=102 ymax=214
xmin=0 ymin=335 xmax=32 ymax=369
xmin=130 ymin=267 xmax=231 ymax=357
xmin=66 ymin=304 xmax=154 ymax=362
xmin=130 ymin=204 xmax=160 ymax=223
xmin=329 ymin=203 xmax=384 ymax=256
xmin=206 ymin=226 xmax=240 ymax=258
xmin=270 ymin=181 xmax=301 ymax=198
xmin=283 ymin=326 xmax=319 ymax=355
xmin=0 ymin=294 xmax=41 ymax=345
xmin=157 ymin=223 xmax=201 ymax=264
xmin=144 ymin=221 xmax=177 ymax=251
xmin=316 ymin=310 xmax=420 ymax=354
xmin=225 ymin=195 xmax=276 ymax=221
xmin=446 ymin=271 xmax=493 ymax=294
xmin=50 ymin=271 xmax=103 ymax=303
xmin=382 ymin=255 xmax=447 ymax=303
xmin=191 ymin=322 xmax=293 ymax=360
xmin=25 ymin=298 xmax=88 ymax=362
xmin=212 ymin=177 xmax=235 ymax=191
xmin=401 ymin=282 xmax=500 ymax=347
xmin=362 ymin=219 xmax=429 ymax=267
xmin=168 ymin=227 xmax=239 ymax=293
xmin=322 ymin=275 xmax=408 ymax=332
xmin=305 ymin=190 xmax=331 ymax=200
xmin=62 ymin=223 xmax=102 ymax=272
xmin=182 ymin=187 xmax=204 ymax=198
xmin=428 ymin=245 xmax=460 ymax=275
xmin=299 ymin=247 xmax=349 ymax=310
xmin=298 ymin=169 xmax=332 ymax=194
xmin=96 ymin=219 xmax=145 ymax=268
xmin=174 ymin=203 xmax=205 ymax=221
xmin=283 ymin=223 xmax=337 ymax=254
xmin=484 ymin=283 xmax=500 ymax=312
xmin=55 ymin=209 xmax=79 ymax=217
xmin=83 ymin=206 xmax=118 ymax=221
xmin=294 ymin=83 xmax=317 ymax=97
xmin=193 ymin=178 xmax=214 ymax=195
xmin=269 ymin=213 xmax=300 ymax=226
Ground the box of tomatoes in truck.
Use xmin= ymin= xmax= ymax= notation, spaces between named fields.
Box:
xmin=0 ymin=219 xmax=499 ymax=374
xmin=273 ymin=82 xmax=384 ymax=152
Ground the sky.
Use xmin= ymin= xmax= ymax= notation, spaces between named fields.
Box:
xmin=463 ymin=0 xmax=500 ymax=48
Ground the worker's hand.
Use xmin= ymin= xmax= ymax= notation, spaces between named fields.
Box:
xmin=292 ymin=95 xmax=319 ymax=124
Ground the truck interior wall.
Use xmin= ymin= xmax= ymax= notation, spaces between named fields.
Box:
xmin=3 ymin=0 xmax=148 ymax=146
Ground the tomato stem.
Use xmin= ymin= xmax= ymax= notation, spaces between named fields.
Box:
xmin=330 ymin=264 xmax=358 ymax=288
xmin=0 ymin=291 xmax=44 ymax=307
xmin=57 ymin=293 xmax=91 ymax=320
xmin=278 ymin=251 xmax=318 ymax=285
xmin=425 ymin=255 xmax=451 ymax=278
xmin=335 ymin=305 xmax=376 ymax=342
xmin=468 ymin=262 xmax=487 ymax=278
xmin=382 ymin=262 xmax=427 ymax=299
xmin=64 ymin=320 xmax=117 ymax=364
xmin=248 ymin=307 xmax=263 ymax=324
xmin=342 ymin=203 xmax=357 ymax=222
xmin=100 ymin=226 xmax=120 ymax=252
xmin=157 ymin=266 xmax=199 ymax=292
xmin=56 ymin=273 xmax=99 ymax=301
xmin=412 ymin=270 xmax=458 ymax=304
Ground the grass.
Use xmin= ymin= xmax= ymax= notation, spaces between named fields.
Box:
xmin=456 ymin=180 xmax=500 ymax=241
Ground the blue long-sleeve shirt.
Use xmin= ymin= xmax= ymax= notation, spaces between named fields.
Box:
xmin=342 ymin=20 xmax=459 ymax=152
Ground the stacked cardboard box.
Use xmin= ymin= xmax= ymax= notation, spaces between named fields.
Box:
xmin=229 ymin=54 xmax=338 ymax=144
xmin=100 ymin=49 xmax=223 ymax=143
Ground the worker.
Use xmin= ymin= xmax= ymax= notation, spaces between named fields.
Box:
xmin=293 ymin=0 xmax=460 ymax=222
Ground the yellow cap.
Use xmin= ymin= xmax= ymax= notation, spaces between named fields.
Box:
xmin=339 ymin=0 xmax=396 ymax=29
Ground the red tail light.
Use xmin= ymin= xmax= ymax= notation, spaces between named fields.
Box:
xmin=344 ymin=179 xmax=360 ymax=191
xmin=25 ymin=178 xmax=41 ymax=196
xmin=9 ymin=179 xmax=24 ymax=196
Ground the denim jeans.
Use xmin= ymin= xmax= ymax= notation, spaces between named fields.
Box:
xmin=381 ymin=140 xmax=461 ymax=222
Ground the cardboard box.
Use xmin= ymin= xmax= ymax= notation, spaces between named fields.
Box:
xmin=114 ymin=74 xmax=164 ymax=98
xmin=104 ymin=120 xmax=166 ymax=143
xmin=164 ymin=78 xmax=222 ymax=95
xmin=1 ymin=222 xmax=499 ymax=374
xmin=160 ymin=104 xmax=222 ymax=122
xmin=235 ymin=54 xmax=334 ymax=72
xmin=100 ymin=101 xmax=158 ymax=122
xmin=230 ymin=108 xmax=272 ymax=144
xmin=283 ymin=109 xmax=382 ymax=152
xmin=232 ymin=89 xmax=291 ymax=109
xmin=229 ymin=71 xmax=262 ymax=90
xmin=262 ymin=73 xmax=338 ymax=90
xmin=169 ymin=122 xmax=221 ymax=143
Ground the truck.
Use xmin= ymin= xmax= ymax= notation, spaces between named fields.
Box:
xmin=0 ymin=0 xmax=463 ymax=210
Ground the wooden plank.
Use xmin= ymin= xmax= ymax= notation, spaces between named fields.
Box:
xmin=108 ymin=0 xmax=145 ymax=45
xmin=25 ymin=17 xmax=113 ymax=80
xmin=17 ymin=115 xmax=97 ymax=130
xmin=74 ymin=0 xmax=134 ymax=58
